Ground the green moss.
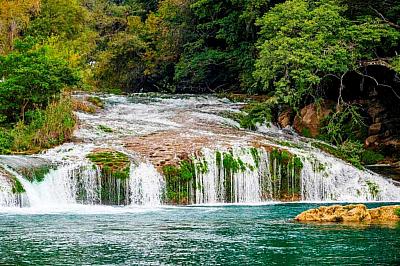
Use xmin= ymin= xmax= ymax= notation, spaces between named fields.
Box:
xmin=365 ymin=180 xmax=380 ymax=199
xmin=20 ymin=165 xmax=52 ymax=183
xmin=361 ymin=150 xmax=385 ymax=165
xmin=98 ymin=125 xmax=113 ymax=133
xmin=395 ymin=208 xmax=400 ymax=217
xmin=163 ymin=159 xmax=196 ymax=204
xmin=222 ymin=151 xmax=247 ymax=174
xmin=87 ymin=96 xmax=105 ymax=109
xmin=87 ymin=151 xmax=130 ymax=180
xmin=195 ymin=158 xmax=208 ymax=174
xmin=11 ymin=178 xmax=25 ymax=194
xmin=216 ymin=151 xmax=222 ymax=168
xmin=250 ymin=147 xmax=260 ymax=167
xmin=269 ymin=148 xmax=304 ymax=197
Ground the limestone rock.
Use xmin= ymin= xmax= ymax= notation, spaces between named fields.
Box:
xmin=368 ymin=123 xmax=382 ymax=135
xmin=295 ymin=204 xmax=400 ymax=223
xmin=365 ymin=135 xmax=379 ymax=147
xmin=293 ymin=101 xmax=334 ymax=138
xmin=278 ymin=109 xmax=292 ymax=128
xmin=369 ymin=206 xmax=400 ymax=221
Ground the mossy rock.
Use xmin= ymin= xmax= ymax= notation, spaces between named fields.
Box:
xmin=87 ymin=150 xmax=130 ymax=179
xmin=87 ymin=96 xmax=105 ymax=109
xmin=19 ymin=165 xmax=53 ymax=183
xmin=12 ymin=178 xmax=25 ymax=194
xmin=395 ymin=208 xmax=400 ymax=217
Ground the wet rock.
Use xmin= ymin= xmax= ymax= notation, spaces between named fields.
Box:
xmin=368 ymin=123 xmax=382 ymax=135
xmin=278 ymin=109 xmax=292 ymax=128
xmin=365 ymin=135 xmax=379 ymax=147
xmin=293 ymin=101 xmax=334 ymax=137
xmin=295 ymin=204 xmax=400 ymax=223
xmin=369 ymin=206 xmax=400 ymax=221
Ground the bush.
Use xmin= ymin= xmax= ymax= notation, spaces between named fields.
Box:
xmin=0 ymin=96 xmax=76 ymax=154
xmin=361 ymin=150 xmax=385 ymax=165
xmin=0 ymin=129 xmax=14 ymax=154
xmin=0 ymin=41 xmax=80 ymax=122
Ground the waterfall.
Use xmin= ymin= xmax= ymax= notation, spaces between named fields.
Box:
xmin=188 ymin=146 xmax=400 ymax=204
xmin=0 ymin=155 xmax=165 ymax=208
xmin=0 ymin=171 xmax=18 ymax=207
xmin=300 ymin=153 xmax=400 ymax=202
xmin=129 ymin=163 xmax=165 ymax=206
xmin=0 ymin=162 xmax=101 ymax=207
xmin=0 ymin=94 xmax=399 ymax=208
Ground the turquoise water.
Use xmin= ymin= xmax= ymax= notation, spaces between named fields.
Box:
xmin=0 ymin=203 xmax=399 ymax=265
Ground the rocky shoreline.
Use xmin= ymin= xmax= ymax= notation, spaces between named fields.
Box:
xmin=295 ymin=204 xmax=400 ymax=223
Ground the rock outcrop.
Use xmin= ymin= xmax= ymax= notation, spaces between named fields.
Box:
xmin=295 ymin=204 xmax=400 ymax=223
xmin=293 ymin=101 xmax=334 ymax=138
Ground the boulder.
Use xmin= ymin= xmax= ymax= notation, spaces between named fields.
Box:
xmin=368 ymin=123 xmax=382 ymax=135
xmin=295 ymin=204 xmax=400 ymax=223
xmin=369 ymin=206 xmax=400 ymax=221
xmin=293 ymin=101 xmax=334 ymax=138
xmin=278 ymin=109 xmax=292 ymax=128
xmin=365 ymin=135 xmax=379 ymax=147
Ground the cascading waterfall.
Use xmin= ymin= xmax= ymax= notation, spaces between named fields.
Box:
xmin=0 ymin=156 xmax=165 ymax=208
xmin=193 ymin=148 xmax=264 ymax=204
xmin=0 ymin=162 xmax=101 ymax=207
xmin=130 ymin=162 xmax=165 ymax=206
xmin=0 ymin=171 xmax=18 ymax=207
xmin=188 ymin=146 xmax=400 ymax=204
xmin=300 ymin=153 xmax=400 ymax=202
xmin=0 ymin=94 xmax=399 ymax=208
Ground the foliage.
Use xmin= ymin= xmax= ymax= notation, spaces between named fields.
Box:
xmin=239 ymin=102 xmax=274 ymax=130
xmin=319 ymin=105 xmax=367 ymax=146
xmin=395 ymin=208 xmax=400 ymax=218
xmin=365 ymin=180 xmax=380 ymax=199
xmin=0 ymin=96 xmax=77 ymax=153
xmin=163 ymin=160 xmax=196 ymax=204
xmin=0 ymin=0 xmax=40 ymax=53
xmin=255 ymin=0 xmax=400 ymax=108
xmin=311 ymin=139 xmax=384 ymax=168
xmin=27 ymin=0 xmax=89 ymax=41
xmin=0 ymin=41 xmax=80 ymax=122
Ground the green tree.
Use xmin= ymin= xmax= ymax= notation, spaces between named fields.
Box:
xmin=0 ymin=40 xmax=80 ymax=122
xmin=255 ymin=0 xmax=400 ymax=108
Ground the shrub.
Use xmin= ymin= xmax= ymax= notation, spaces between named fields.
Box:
xmin=0 ymin=41 xmax=79 ymax=122
xmin=0 ymin=96 xmax=76 ymax=154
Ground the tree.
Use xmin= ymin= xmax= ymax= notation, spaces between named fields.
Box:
xmin=0 ymin=0 xmax=40 ymax=53
xmin=0 ymin=40 xmax=80 ymax=122
xmin=254 ymin=0 xmax=400 ymax=108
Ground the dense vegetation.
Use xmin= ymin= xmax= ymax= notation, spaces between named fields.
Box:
xmin=0 ymin=0 xmax=399 ymax=157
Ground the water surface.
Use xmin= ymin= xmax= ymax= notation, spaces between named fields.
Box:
xmin=0 ymin=203 xmax=399 ymax=265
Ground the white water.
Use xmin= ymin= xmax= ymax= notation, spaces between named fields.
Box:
xmin=191 ymin=146 xmax=400 ymax=204
xmin=0 ymin=93 xmax=398 ymax=209
xmin=130 ymin=163 xmax=165 ymax=206
xmin=0 ymin=171 xmax=18 ymax=207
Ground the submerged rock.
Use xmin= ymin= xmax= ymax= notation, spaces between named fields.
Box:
xmin=295 ymin=204 xmax=400 ymax=223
